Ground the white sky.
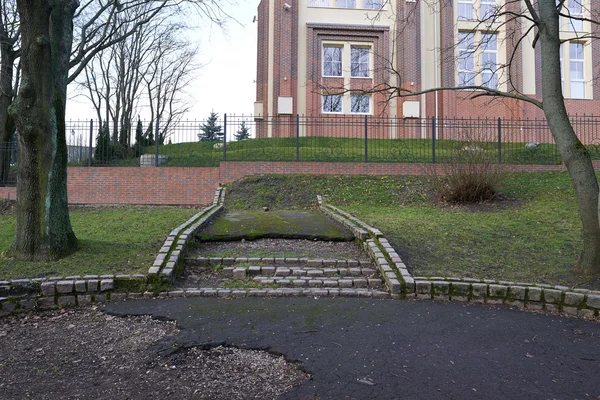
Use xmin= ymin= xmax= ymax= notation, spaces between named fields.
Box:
xmin=66 ymin=1 xmax=259 ymax=121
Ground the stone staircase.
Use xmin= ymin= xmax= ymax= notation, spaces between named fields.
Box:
xmin=179 ymin=250 xmax=390 ymax=298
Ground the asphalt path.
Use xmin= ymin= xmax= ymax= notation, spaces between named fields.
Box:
xmin=106 ymin=297 xmax=600 ymax=400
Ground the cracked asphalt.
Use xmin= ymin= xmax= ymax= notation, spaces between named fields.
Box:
xmin=106 ymin=297 xmax=600 ymax=400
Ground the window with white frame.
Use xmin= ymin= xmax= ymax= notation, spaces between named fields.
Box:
xmin=458 ymin=0 xmax=474 ymax=20
xmin=559 ymin=41 xmax=588 ymax=99
xmin=480 ymin=0 xmax=496 ymax=20
xmin=309 ymin=0 xmax=329 ymax=7
xmin=458 ymin=32 xmax=476 ymax=86
xmin=567 ymin=0 xmax=584 ymax=31
xmin=323 ymin=95 xmax=343 ymax=113
xmin=481 ymin=33 xmax=498 ymax=89
xmin=570 ymin=42 xmax=585 ymax=98
xmin=323 ymin=46 xmax=343 ymax=77
xmin=351 ymin=47 xmax=370 ymax=77
xmin=365 ymin=0 xmax=383 ymax=9
xmin=336 ymin=0 xmax=356 ymax=8
xmin=350 ymin=95 xmax=370 ymax=113
xmin=560 ymin=44 xmax=565 ymax=92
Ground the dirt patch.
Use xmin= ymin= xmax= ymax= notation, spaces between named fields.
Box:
xmin=0 ymin=308 xmax=308 ymax=400
xmin=0 ymin=199 xmax=15 ymax=216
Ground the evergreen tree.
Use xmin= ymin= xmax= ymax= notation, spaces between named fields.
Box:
xmin=198 ymin=111 xmax=223 ymax=142
xmin=94 ymin=122 xmax=111 ymax=163
xmin=235 ymin=121 xmax=250 ymax=141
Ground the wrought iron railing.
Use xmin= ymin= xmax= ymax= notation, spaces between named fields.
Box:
xmin=1 ymin=114 xmax=599 ymax=186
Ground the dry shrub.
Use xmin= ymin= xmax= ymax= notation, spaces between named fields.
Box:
xmin=431 ymin=128 xmax=505 ymax=203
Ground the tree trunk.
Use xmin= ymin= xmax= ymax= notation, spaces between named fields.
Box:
xmin=47 ymin=2 xmax=78 ymax=259
xmin=8 ymin=0 xmax=78 ymax=261
xmin=0 ymin=39 xmax=16 ymax=186
xmin=538 ymin=0 xmax=600 ymax=273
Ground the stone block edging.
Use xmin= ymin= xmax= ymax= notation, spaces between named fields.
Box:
xmin=320 ymin=199 xmax=600 ymax=317
xmin=149 ymin=187 xmax=225 ymax=281
xmin=0 ymin=274 xmax=148 ymax=316
xmin=0 ymin=189 xmax=227 ymax=316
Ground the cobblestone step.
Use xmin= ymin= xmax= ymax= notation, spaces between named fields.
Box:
xmin=186 ymin=257 xmax=373 ymax=268
xmin=164 ymin=287 xmax=391 ymax=299
xmin=250 ymin=275 xmax=382 ymax=289
xmin=223 ymin=266 xmax=378 ymax=278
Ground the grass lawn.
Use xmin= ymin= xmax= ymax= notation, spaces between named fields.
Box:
xmin=105 ymin=137 xmax=569 ymax=167
xmin=0 ymin=206 xmax=200 ymax=280
xmin=224 ymin=172 xmax=599 ymax=290
xmin=1 ymin=171 xmax=598 ymax=290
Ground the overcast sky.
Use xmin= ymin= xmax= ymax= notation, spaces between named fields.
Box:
xmin=66 ymin=1 xmax=259 ymax=122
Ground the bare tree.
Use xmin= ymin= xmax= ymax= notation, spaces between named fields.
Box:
xmin=0 ymin=0 xmax=19 ymax=186
xmin=319 ymin=0 xmax=600 ymax=273
xmin=8 ymin=0 xmax=229 ymax=261
xmin=78 ymin=6 xmax=199 ymax=149
xmin=144 ymin=26 xmax=199 ymax=144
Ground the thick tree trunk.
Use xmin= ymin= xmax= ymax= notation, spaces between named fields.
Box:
xmin=9 ymin=1 xmax=55 ymax=260
xmin=8 ymin=0 xmax=78 ymax=261
xmin=0 ymin=41 xmax=16 ymax=186
xmin=47 ymin=3 xmax=78 ymax=258
xmin=538 ymin=0 xmax=600 ymax=273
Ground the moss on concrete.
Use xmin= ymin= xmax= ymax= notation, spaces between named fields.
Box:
xmin=197 ymin=210 xmax=354 ymax=242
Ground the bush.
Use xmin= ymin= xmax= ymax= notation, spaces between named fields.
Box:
xmin=93 ymin=122 xmax=136 ymax=164
xmin=431 ymin=129 xmax=505 ymax=203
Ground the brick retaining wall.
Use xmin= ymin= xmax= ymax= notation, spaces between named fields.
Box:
xmin=1 ymin=161 xmax=599 ymax=205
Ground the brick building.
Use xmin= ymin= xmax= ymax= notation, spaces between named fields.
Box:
xmin=253 ymin=0 xmax=600 ymax=138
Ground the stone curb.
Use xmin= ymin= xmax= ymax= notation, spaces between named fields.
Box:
xmin=319 ymin=200 xmax=408 ymax=298
xmin=145 ymin=287 xmax=391 ymax=299
xmin=0 ymin=275 xmax=148 ymax=315
xmin=150 ymin=187 xmax=225 ymax=280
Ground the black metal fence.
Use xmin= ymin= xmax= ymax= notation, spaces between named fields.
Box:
xmin=1 ymin=115 xmax=600 ymax=186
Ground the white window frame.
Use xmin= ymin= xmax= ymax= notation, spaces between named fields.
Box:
xmin=336 ymin=0 xmax=356 ymax=8
xmin=309 ymin=0 xmax=329 ymax=7
xmin=323 ymin=46 xmax=343 ymax=77
xmin=481 ymin=33 xmax=498 ymax=89
xmin=560 ymin=44 xmax=565 ymax=93
xmin=350 ymin=95 xmax=370 ymax=114
xmin=567 ymin=0 xmax=584 ymax=31
xmin=559 ymin=41 xmax=589 ymax=99
xmin=323 ymin=95 xmax=343 ymax=113
xmin=569 ymin=42 xmax=585 ymax=98
xmin=364 ymin=0 xmax=383 ymax=9
xmin=458 ymin=0 xmax=474 ymax=20
xmin=350 ymin=46 xmax=370 ymax=78
xmin=480 ymin=0 xmax=496 ymax=20
xmin=458 ymin=32 xmax=476 ymax=86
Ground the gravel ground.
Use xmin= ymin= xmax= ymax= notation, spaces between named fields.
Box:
xmin=0 ymin=307 xmax=309 ymax=400
xmin=190 ymin=238 xmax=367 ymax=260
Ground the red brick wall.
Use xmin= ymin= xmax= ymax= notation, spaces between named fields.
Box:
xmin=66 ymin=167 xmax=220 ymax=206
xmin=0 ymin=186 xmax=16 ymax=200
xmin=2 ymin=161 xmax=599 ymax=205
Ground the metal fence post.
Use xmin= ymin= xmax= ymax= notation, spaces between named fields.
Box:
xmin=364 ymin=115 xmax=368 ymax=163
xmin=497 ymin=117 xmax=502 ymax=164
xmin=155 ymin=117 xmax=160 ymax=167
xmin=296 ymin=114 xmax=300 ymax=162
xmin=432 ymin=116 xmax=436 ymax=164
xmin=88 ymin=119 xmax=93 ymax=167
xmin=223 ymin=114 xmax=227 ymax=162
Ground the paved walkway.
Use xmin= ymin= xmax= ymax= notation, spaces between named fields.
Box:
xmin=107 ymin=297 xmax=600 ymax=399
